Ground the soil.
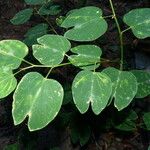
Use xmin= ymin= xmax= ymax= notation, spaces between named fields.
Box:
xmin=0 ymin=0 xmax=150 ymax=150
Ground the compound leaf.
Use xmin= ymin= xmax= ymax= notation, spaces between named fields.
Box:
xmin=0 ymin=40 xmax=28 ymax=69
xmin=24 ymin=23 xmax=49 ymax=46
xmin=131 ymin=70 xmax=150 ymax=98
xmin=0 ymin=67 xmax=17 ymax=99
xmin=69 ymin=45 xmax=102 ymax=70
xmin=10 ymin=8 xmax=33 ymax=25
xmin=61 ymin=6 xmax=108 ymax=41
xmin=72 ymin=71 xmax=112 ymax=115
xmin=103 ymin=67 xmax=137 ymax=111
xmin=123 ymin=8 xmax=150 ymax=39
xmin=25 ymin=0 xmax=47 ymax=5
xmin=32 ymin=34 xmax=71 ymax=66
xmin=12 ymin=72 xmax=64 ymax=131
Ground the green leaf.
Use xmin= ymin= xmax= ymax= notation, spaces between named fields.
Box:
xmin=61 ymin=6 xmax=108 ymax=41
xmin=102 ymin=67 xmax=137 ymax=111
xmin=12 ymin=72 xmax=64 ymax=131
xmin=148 ymin=145 xmax=150 ymax=150
xmin=0 ymin=40 xmax=28 ymax=69
xmin=115 ymin=110 xmax=138 ymax=131
xmin=0 ymin=67 xmax=17 ymax=99
xmin=131 ymin=70 xmax=150 ymax=98
xmin=39 ymin=2 xmax=61 ymax=15
xmin=24 ymin=23 xmax=49 ymax=46
xmin=32 ymin=34 xmax=71 ymax=66
xmin=72 ymin=71 xmax=112 ymax=115
xmin=143 ymin=112 xmax=150 ymax=130
xmin=10 ymin=8 xmax=33 ymax=25
xmin=69 ymin=45 xmax=102 ymax=70
xmin=25 ymin=0 xmax=47 ymax=5
xmin=123 ymin=8 xmax=150 ymax=39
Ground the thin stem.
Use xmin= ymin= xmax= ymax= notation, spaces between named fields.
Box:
xmin=14 ymin=65 xmax=35 ymax=76
xmin=109 ymin=0 xmax=124 ymax=70
xmin=14 ymin=57 xmax=119 ymax=76
xmin=34 ymin=7 xmax=58 ymax=35
xmin=22 ymin=59 xmax=35 ymax=66
xmin=45 ymin=67 xmax=53 ymax=78
xmin=121 ymin=27 xmax=131 ymax=34
xmin=14 ymin=62 xmax=72 ymax=76
xmin=103 ymin=15 xmax=114 ymax=19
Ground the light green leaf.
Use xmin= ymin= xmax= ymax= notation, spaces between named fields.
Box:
xmin=102 ymin=67 xmax=137 ymax=111
xmin=12 ymin=72 xmax=64 ymax=131
xmin=0 ymin=40 xmax=28 ymax=69
xmin=143 ymin=112 xmax=150 ymax=130
xmin=69 ymin=45 xmax=102 ymax=70
xmin=131 ymin=70 xmax=150 ymax=98
xmin=0 ymin=67 xmax=17 ymax=99
xmin=25 ymin=0 xmax=47 ymax=5
xmin=39 ymin=2 xmax=61 ymax=15
xmin=61 ymin=6 xmax=108 ymax=41
xmin=10 ymin=8 xmax=33 ymax=25
xmin=123 ymin=8 xmax=150 ymax=39
xmin=32 ymin=34 xmax=71 ymax=66
xmin=24 ymin=23 xmax=49 ymax=46
xmin=72 ymin=71 xmax=112 ymax=115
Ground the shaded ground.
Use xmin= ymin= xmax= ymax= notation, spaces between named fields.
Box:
xmin=0 ymin=0 xmax=150 ymax=150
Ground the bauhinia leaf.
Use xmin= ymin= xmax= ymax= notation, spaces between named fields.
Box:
xmin=10 ymin=8 xmax=33 ymax=25
xmin=102 ymin=67 xmax=137 ymax=111
xmin=12 ymin=72 xmax=64 ymax=131
xmin=0 ymin=40 xmax=28 ymax=69
xmin=72 ymin=70 xmax=112 ymax=115
xmin=131 ymin=70 xmax=150 ymax=98
xmin=61 ymin=6 xmax=108 ymax=41
xmin=32 ymin=34 xmax=71 ymax=66
xmin=23 ymin=23 xmax=49 ymax=46
xmin=123 ymin=8 xmax=150 ymax=39
xmin=0 ymin=67 xmax=17 ymax=99
xmin=69 ymin=45 xmax=102 ymax=70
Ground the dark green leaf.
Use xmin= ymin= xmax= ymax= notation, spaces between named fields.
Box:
xmin=24 ymin=23 xmax=49 ymax=46
xmin=25 ymin=0 xmax=47 ymax=5
xmin=39 ymin=2 xmax=61 ymax=15
xmin=10 ymin=8 xmax=33 ymax=25
xmin=143 ymin=112 xmax=150 ymax=130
